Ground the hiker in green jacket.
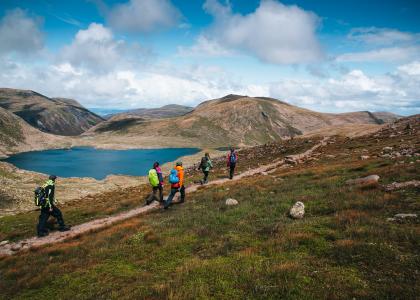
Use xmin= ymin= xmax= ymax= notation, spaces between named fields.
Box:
xmin=146 ymin=163 xmax=163 ymax=205
xmin=198 ymin=152 xmax=213 ymax=184
xmin=37 ymin=175 xmax=70 ymax=237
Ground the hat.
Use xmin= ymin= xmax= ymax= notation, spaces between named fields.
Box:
xmin=49 ymin=175 xmax=57 ymax=181
xmin=176 ymin=161 xmax=183 ymax=166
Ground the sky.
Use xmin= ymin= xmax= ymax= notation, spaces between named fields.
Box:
xmin=0 ymin=0 xmax=419 ymax=115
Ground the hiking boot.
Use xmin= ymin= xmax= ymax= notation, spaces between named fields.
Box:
xmin=37 ymin=231 xmax=49 ymax=238
xmin=59 ymin=226 xmax=71 ymax=232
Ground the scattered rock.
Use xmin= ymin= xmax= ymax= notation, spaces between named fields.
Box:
xmin=360 ymin=155 xmax=370 ymax=160
xmin=285 ymin=158 xmax=297 ymax=165
xmin=384 ymin=180 xmax=420 ymax=191
xmin=388 ymin=213 xmax=418 ymax=223
xmin=225 ymin=198 xmax=239 ymax=206
xmin=289 ymin=201 xmax=305 ymax=219
xmin=382 ymin=146 xmax=393 ymax=153
xmin=261 ymin=171 xmax=268 ymax=176
xmin=326 ymin=154 xmax=336 ymax=158
xmin=0 ymin=240 xmax=9 ymax=246
xmin=346 ymin=175 xmax=380 ymax=187
xmin=394 ymin=213 xmax=417 ymax=220
xmin=11 ymin=244 xmax=21 ymax=251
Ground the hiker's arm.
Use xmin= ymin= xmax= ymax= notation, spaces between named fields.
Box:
xmin=45 ymin=186 xmax=53 ymax=209
xmin=209 ymin=160 xmax=213 ymax=168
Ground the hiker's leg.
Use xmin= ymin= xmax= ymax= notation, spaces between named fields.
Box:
xmin=229 ymin=163 xmax=235 ymax=179
xmin=179 ymin=186 xmax=185 ymax=203
xmin=203 ymin=171 xmax=209 ymax=183
xmin=158 ymin=185 xmax=164 ymax=203
xmin=164 ymin=188 xmax=177 ymax=208
xmin=37 ymin=208 xmax=50 ymax=235
xmin=146 ymin=187 xmax=157 ymax=205
xmin=51 ymin=206 xmax=66 ymax=228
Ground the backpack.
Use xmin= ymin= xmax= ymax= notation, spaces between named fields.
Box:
xmin=230 ymin=152 xmax=237 ymax=164
xmin=200 ymin=156 xmax=209 ymax=170
xmin=169 ymin=169 xmax=179 ymax=184
xmin=34 ymin=187 xmax=46 ymax=207
xmin=148 ymin=169 xmax=159 ymax=187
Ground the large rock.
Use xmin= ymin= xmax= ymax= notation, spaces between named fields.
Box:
xmin=225 ymin=198 xmax=239 ymax=206
xmin=289 ymin=201 xmax=305 ymax=219
xmin=346 ymin=175 xmax=380 ymax=187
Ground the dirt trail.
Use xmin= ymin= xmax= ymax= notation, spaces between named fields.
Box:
xmin=0 ymin=138 xmax=328 ymax=256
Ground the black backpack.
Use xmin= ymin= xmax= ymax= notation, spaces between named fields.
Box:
xmin=200 ymin=156 xmax=209 ymax=170
xmin=34 ymin=187 xmax=46 ymax=207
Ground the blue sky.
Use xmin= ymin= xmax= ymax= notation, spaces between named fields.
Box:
xmin=0 ymin=0 xmax=419 ymax=115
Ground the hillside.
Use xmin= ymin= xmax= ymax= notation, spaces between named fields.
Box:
xmin=0 ymin=115 xmax=418 ymax=298
xmin=84 ymin=94 xmax=399 ymax=148
xmin=0 ymin=88 xmax=104 ymax=136
xmin=107 ymin=104 xmax=193 ymax=120
xmin=0 ymin=107 xmax=66 ymax=157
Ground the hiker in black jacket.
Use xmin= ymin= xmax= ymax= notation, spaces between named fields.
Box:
xmin=37 ymin=175 xmax=70 ymax=237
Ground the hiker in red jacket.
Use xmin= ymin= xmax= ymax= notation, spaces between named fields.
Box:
xmin=227 ymin=147 xmax=238 ymax=179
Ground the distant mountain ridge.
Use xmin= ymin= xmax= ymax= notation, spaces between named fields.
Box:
xmin=85 ymin=94 xmax=401 ymax=148
xmin=0 ymin=88 xmax=104 ymax=136
xmin=107 ymin=104 xmax=193 ymax=120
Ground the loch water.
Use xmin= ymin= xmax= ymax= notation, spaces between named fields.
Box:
xmin=2 ymin=147 xmax=200 ymax=180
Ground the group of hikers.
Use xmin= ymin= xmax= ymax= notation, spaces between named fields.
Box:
xmin=34 ymin=148 xmax=238 ymax=237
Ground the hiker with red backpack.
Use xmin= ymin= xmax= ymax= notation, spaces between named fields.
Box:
xmin=227 ymin=147 xmax=238 ymax=179
xmin=164 ymin=161 xmax=185 ymax=209
xmin=146 ymin=162 xmax=164 ymax=205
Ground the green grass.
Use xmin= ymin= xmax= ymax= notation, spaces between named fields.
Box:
xmin=1 ymin=125 xmax=419 ymax=299
xmin=0 ymin=154 xmax=418 ymax=299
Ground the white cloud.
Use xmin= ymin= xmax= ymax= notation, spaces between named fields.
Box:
xmin=336 ymin=46 xmax=420 ymax=62
xmin=0 ymin=8 xmax=44 ymax=56
xmin=177 ymin=36 xmax=233 ymax=57
xmin=59 ymin=23 xmax=148 ymax=72
xmin=105 ymin=0 xmax=181 ymax=33
xmin=198 ymin=0 xmax=323 ymax=64
xmin=348 ymin=27 xmax=417 ymax=46
xmin=398 ymin=60 xmax=420 ymax=75
xmin=337 ymin=27 xmax=420 ymax=63
xmin=269 ymin=66 xmax=420 ymax=114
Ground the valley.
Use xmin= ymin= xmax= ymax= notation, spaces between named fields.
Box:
xmin=0 ymin=114 xmax=418 ymax=299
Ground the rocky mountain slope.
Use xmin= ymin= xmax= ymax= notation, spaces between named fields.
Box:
xmin=0 ymin=88 xmax=104 ymax=136
xmin=0 ymin=107 xmax=67 ymax=158
xmin=85 ymin=94 xmax=400 ymax=148
xmin=107 ymin=104 xmax=193 ymax=120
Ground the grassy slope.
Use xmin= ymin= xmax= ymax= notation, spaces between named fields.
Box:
xmin=0 ymin=120 xmax=419 ymax=299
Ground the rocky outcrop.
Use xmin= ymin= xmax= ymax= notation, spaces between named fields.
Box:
xmin=387 ymin=213 xmax=418 ymax=223
xmin=384 ymin=180 xmax=420 ymax=191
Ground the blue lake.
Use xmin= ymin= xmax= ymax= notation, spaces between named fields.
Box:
xmin=2 ymin=147 xmax=200 ymax=180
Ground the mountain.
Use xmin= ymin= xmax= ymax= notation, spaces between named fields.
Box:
xmin=84 ymin=94 xmax=400 ymax=148
xmin=0 ymin=107 xmax=66 ymax=157
xmin=0 ymin=88 xmax=104 ymax=136
xmin=107 ymin=104 xmax=193 ymax=120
